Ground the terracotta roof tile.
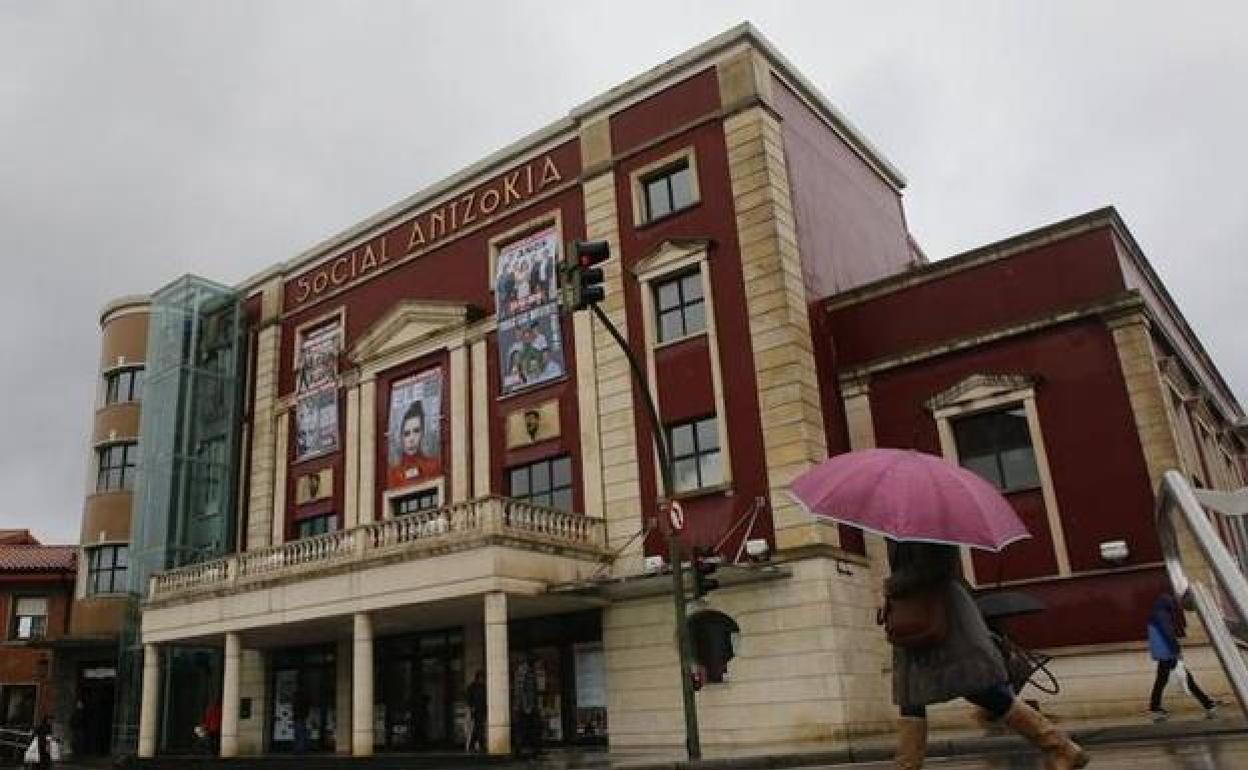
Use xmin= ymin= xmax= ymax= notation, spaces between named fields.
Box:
xmin=0 ymin=544 xmax=77 ymax=572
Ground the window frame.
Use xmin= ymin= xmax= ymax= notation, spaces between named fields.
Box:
xmin=102 ymin=365 xmax=144 ymax=405
xmin=507 ymin=455 xmax=575 ymax=512
xmin=0 ymin=684 xmax=38 ymax=728
xmin=293 ymin=512 xmax=339 ymax=540
xmin=86 ymin=543 xmax=129 ymax=596
xmin=653 ymin=269 xmax=707 ymax=346
xmin=928 ymin=375 xmax=1071 ymax=581
xmin=95 ymin=441 xmax=139 ymax=493
xmin=633 ymin=240 xmax=733 ymax=491
xmin=949 ymin=406 xmax=1042 ymax=494
xmin=391 ymin=484 xmax=442 ymax=517
xmin=629 ymin=147 xmax=701 ymax=227
xmin=666 ymin=415 xmax=724 ymax=494
xmin=9 ymin=595 xmax=49 ymax=641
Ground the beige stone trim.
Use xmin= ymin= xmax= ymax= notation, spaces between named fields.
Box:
xmin=246 ymin=319 xmax=281 ymax=551
xmin=628 ymin=146 xmax=701 ymax=227
xmin=344 ymin=385 xmax=361 ymax=529
xmin=839 ymin=377 xmax=892 ymax=587
xmin=574 ymin=310 xmax=604 ymax=519
xmin=724 ymin=106 xmax=830 ymax=552
xmin=450 ymin=343 xmax=470 ymax=503
xmin=929 ymin=376 xmax=1072 ymax=580
xmin=271 ymin=412 xmax=288 ymax=546
xmin=717 ymin=49 xmax=773 ymax=113
xmin=380 ymin=477 xmax=446 ymax=518
xmin=581 ymin=170 xmax=646 ymax=564
xmin=471 ymin=339 xmax=492 ymax=497
xmin=358 ymin=379 xmax=377 ymax=525
xmin=634 ymin=240 xmax=732 ymax=490
xmin=579 ymin=118 xmax=612 ymax=175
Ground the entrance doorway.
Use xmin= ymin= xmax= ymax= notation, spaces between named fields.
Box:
xmin=375 ymin=628 xmax=464 ymax=750
xmin=269 ymin=645 xmax=336 ymax=753
xmin=76 ymin=664 xmax=116 ymax=756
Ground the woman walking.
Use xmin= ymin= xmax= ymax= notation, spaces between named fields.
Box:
xmin=888 ymin=541 xmax=1088 ymax=770
xmin=1146 ymin=593 xmax=1218 ymax=720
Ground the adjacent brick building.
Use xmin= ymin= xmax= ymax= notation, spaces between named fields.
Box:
xmin=0 ymin=531 xmax=76 ymax=730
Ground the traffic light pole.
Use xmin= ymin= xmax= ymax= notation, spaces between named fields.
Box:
xmin=588 ymin=302 xmax=703 ymax=761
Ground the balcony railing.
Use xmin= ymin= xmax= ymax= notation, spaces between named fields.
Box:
xmin=148 ymin=496 xmax=607 ymax=602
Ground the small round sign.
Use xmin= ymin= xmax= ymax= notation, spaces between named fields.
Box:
xmin=668 ymin=500 xmax=685 ymax=532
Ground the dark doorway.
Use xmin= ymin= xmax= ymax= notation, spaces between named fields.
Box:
xmin=76 ymin=664 xmax=116 ymax=755
xmin=269 ymin=645 xmax=336 ymax=753
xmin=375 ymin=628 xmax=464 ymax=750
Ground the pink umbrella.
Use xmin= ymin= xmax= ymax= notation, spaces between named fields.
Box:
xmin=789 ymin=448 xmax=1030 ymax=551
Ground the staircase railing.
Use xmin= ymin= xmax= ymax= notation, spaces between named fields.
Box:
xmin=1156 ymin=469 xmax=1248 ymax=717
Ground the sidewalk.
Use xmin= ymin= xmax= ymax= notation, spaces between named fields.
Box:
xmin=56 ymin=716 xmax=1248 ymax=770
xmin=599 ymin=715 xmax=1248 ymax=770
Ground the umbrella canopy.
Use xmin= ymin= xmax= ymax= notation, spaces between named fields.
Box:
xmin=790 ymin=448 xmax=1030 ymax=551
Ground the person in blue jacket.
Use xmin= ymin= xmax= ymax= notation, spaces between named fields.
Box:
xmin=1147 ymin=593 xmax=1218 ymax=720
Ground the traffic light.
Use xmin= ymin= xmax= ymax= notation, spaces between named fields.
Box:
xmin=691 ymin=546 xmax=721 ymax=599
xmin=565 ymin=239 xmax=610 ymax=311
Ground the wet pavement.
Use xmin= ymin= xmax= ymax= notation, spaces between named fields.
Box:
xmin=837 ymin=734 xmax=1248 ymax=769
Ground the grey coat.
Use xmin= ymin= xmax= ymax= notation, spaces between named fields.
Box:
xmin=887 ymin=542 xmax=1007 ymax=709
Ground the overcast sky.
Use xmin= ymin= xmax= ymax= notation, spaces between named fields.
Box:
xmin=2 ymin=2 xmax=1245 ymax=543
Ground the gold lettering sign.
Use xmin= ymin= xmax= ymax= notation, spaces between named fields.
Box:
xmin=289 ymin=153 xmax=566 ymax=310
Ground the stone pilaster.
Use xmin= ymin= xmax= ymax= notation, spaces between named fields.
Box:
xmin=471 ymin=339 xmax=491 ymax=497
xmin=450 ymin=343 xmax=470 ymax=503
xmin=724 ymin=106 xmax=833 ymax=552
xmin=246 ymin=279 xmax=283 ymax=550
xmin=581 ymin=170 xmax=646 ymax=564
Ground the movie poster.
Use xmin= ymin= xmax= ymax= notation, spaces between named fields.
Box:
xmin=294 ymin=321 xmax=341 ymax=461
xmin=385 ymin=367 xmax=443 ymax=489
xmin=495 ymin=228 xmax=565 ymax=395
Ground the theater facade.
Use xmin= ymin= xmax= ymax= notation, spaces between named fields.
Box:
xmin=97 ymin=23 xmax=1246 ymax=758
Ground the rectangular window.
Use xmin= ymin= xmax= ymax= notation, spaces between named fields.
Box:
xmin=508 ymin=455 xmax=573 ymax=512
xmin=952 ymin=406 xmax=1041 ymax=492
xmin=11 ymin=596 xmax=49 ymax=641
xmin=654 ymin=270 xmax=706 ymax=343
xmin=103 ymin=367 xmax=144 ymax=405
xmin=96 ymin=442 xmax=138 ymax=492
xmin=87 ymin=544 xmax=129 ymax=595
xmin=0 ymin=685 xmax=37 ymax=727
xmin=393 ymin=487 xmax=440 ymax=517
xmin=642 ymin=160 xmax=696 ymax=222
xmin=668 ymin=416 xmax=722 ymax=493
xmin=295 ymin=514 xmax=338 ymax=540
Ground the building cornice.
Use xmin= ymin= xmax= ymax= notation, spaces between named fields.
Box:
xmin=234 ymin=22 xmax=906 ymax=297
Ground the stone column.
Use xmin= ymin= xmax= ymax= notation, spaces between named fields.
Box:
xmin=450 ymin=343 xmax=470 ymax=503
xmin=358 ymin=379 xmax=377 ymax=524
xmin=351 ymin=612 xmax=374 ymax=756
xmin=344 ymin=383 xmax=361 ymax=528
xmin=335 ymin=637 xmax=353 ymax=755
xmin=470 ymin=339 xmax=491 ymax=497
xmin=220 ymin=632 xmax=241 ymax=757
xmin=137 ymin=643 xmax=161 ymax=758
xmin=484 ymin=592 xmax=511 ymax=755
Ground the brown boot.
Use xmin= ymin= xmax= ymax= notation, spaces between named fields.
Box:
xmin=1003 ymin=701 xmax=1089 ymax=770
xmin=895 ymin=716 xmax=927 ymax=770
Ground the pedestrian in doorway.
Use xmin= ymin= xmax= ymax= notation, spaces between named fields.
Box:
xmin=33 ymin=716 xmax=53 ymax=769
xmin=514 ymin=655 xmax=541 ymax=757
xmin=887 ymin=542 xmax=1088 ymax=770
xmin=69 ymin=701 xmax=85 ymax=757
xmin=465 ymin=670 xmax=486 ymax=752
xmin=1147 ymin=592 xmax=1219 ymax=721
xmin=292 ymin=688 xmax=311 ymax=754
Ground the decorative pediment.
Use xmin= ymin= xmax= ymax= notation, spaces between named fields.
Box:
xmin=631 ymin=238 xmax=713 ymax=280
xmin=349 ymin=300 xmax=470 ymax=365
xmin=924 ymin=374 xmax=1039 ymax=413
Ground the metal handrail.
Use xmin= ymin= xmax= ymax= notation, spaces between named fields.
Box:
xmin=1156 ymin=469 xmax=1248 ymax=717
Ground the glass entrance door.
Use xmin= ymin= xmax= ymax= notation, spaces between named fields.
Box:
xmin=376 ymin=629 xmax=464 ymax=750
xmin=269 ymin=646 xmax=336 ymax=753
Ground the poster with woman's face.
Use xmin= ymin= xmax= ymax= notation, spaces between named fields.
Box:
xmin=385 ymin=367 xmax=443 ymax=489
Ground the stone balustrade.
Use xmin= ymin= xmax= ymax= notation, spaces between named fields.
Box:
xmin=147 ymin=496 xmax=607 ymax=602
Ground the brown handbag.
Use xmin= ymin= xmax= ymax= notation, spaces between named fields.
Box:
xmin=879 ymin=585 xmax=949 ymax=648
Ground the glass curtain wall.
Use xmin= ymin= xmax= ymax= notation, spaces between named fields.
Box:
xmin=114 ymin=275 xmax=246 ymax=756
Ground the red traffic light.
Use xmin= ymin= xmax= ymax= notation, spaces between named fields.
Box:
xmin=573 ymin=240 xmax=610 ymax=266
